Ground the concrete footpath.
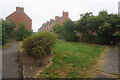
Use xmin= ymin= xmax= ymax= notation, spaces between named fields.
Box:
xmin=96 ymin=46 xmax=119 ymax=78
xmin=2 ymin=42 xmax=20 ymax=78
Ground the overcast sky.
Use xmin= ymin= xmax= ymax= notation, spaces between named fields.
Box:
xmin=0 ymin=0 xmax=119 ymax=32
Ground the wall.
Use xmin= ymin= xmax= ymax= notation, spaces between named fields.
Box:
xmin=6 ymin=7 xmax=32 ymax=30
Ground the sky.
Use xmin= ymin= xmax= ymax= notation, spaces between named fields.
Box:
xmin=0 ymin=0 xmax=119 ymax=32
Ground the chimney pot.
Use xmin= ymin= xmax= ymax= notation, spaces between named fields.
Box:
xmin=50 ymin=19 xmax=54 ymax=22
xmin=16 ymin=7 xmax=24 ymax=12
xmin=63 ymin=11 xmax=68 ymax=17
xmin=55 ymin=16 xmax=60 ymax=20
xmin=47 ymin=21 xmax=50 ymax=23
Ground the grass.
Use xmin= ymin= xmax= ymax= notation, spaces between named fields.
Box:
xmin=0 ymin=45 xmax=2 ymax=48
xmin=37 ymin=40 xmax=105 ymax=78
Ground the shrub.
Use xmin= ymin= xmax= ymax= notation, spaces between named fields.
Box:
xmin=82 ymin=34 xmax=107 ymax=44
xmin=82 ymin=34 xmax=95 ymax=43
xmin=63 ymin=32 xmax=79 ymax=42
xmin=22 ymin=32 xmax=57 ymax=59
xmin=2 ymin=30 xmax=8 ymax=45
xmin=94 ymin=35 xmax=107 ymax=44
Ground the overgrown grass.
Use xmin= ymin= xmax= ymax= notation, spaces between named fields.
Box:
xmin=0 ymin=43 xmax=11 ymax=49
xmin=37 ymin=40 xmax=105 ymax=78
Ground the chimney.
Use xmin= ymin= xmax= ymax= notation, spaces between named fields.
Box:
xmin=47 ymin=21 xmax=50 ymax=24
xmin=55 ymin=16 xmax=60 ymax=20
xmin=50 ymin=19 xmax=54 ymax=22
xmin=16 ymin=7 xmax=24 ymax=12
xmin=63 ymin=11 xmax=68 ymax=17
xmin=42 ymin=23 xmax=45 ymax=26
xmin=44 ymin=23 xmax=47 ymax=26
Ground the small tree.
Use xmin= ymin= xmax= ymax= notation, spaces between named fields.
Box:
xmin=53 ymin=24 xmax=64 ymax=39
xmin=53 ymin=24 xmax=63 ymax=34
xmin=15 ymin=23 xmax=33 ymax=41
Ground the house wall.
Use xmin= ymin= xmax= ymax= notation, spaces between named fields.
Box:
xmin=39 ymin=11 xmax=70 ymax=32
xmin=6 ymin=7 xmax=32 ymax=30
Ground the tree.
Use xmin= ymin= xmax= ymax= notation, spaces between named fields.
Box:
xmin=2 ymin=19 xmax=16 ymax=36
xmin=76 ymin=10 xmax=120 ymax=44
xmin=15 ymin=23 xmax=33 ymax=41
xmin=76 ymin=12 xmax=94 ymax=35
xmin=53 ymin=20 xmax=79 ymax=41
xmin=1 ymin=19 xmax=16 ymax=45
xmin=53 ymin=24 xmax=64 ymax=39
xmin=97 ymin=11 xmax=120 ymax=44
xmin=63 ymin=20 xmax=76 ymax=32
xmin=62 ymin=20 xmax=79 ymax=41
xmin=53 ymin=24 xmax=63 ymax=34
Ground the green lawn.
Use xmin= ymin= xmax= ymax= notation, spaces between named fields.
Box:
xmin=37 ymin=40 xmax=105 ymax=78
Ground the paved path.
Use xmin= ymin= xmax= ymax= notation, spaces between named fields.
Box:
xmin=2 ymin=42 xmax=20 ymax=78
xmin=96 ymin=46 xmax=119 ymax=78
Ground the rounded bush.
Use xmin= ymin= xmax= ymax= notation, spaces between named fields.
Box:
xmin=22 ymin=32 xmax=57 ymax=59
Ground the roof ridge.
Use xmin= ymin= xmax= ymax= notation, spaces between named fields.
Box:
xmin=41 ymin=16 xmax=63 ymax=28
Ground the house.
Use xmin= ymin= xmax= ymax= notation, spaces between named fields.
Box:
xmin=6 ymin=7 xmax=32 ymax=30
xmin=38 ymin=11 xmax=70 ymax=32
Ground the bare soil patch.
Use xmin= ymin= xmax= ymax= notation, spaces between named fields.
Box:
xmin=19 ymin=52 xmax=54 ymax=78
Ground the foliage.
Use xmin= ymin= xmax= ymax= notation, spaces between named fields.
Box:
xmin=2 ymin=28 xmax=8 ymax=45
xmin=22 ymin=32 xmax=57 ymax=59
xmin=53 ymin=24 xmax=64 ymax=39
xmin=76 ymin=10 xmax=120 ymax=45
xmin=53 ymin=24 xmax=63 ymax=34
xmin=62 ymin=20 xmax=79 ymax=41
xmin=63 ymin=32 xmax=79 ymax=42
xmin=1 ymin=19 xmax=16 ymax=45
xmin=1 ymin=19 xmax=33 ymax=45
xmin=1 ymin=19 xmax=16 ymax=35
xmin=63 ymin=20 xmax=76 ymax=32
xmin=82 ymin=34 xmax=94 ymax=43
xmin=0 ymin=21 xmax=2 ymax=45
xmin=15 ymin=23 xmax=33 ymax=41
xmin=53 ymin=20 xmax=79 ymax=41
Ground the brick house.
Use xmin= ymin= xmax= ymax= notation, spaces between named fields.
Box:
xmin=6 ymin=7 xmax=32 ymax=30
xmin=38 ymin=11 xmax=70 ymax=32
